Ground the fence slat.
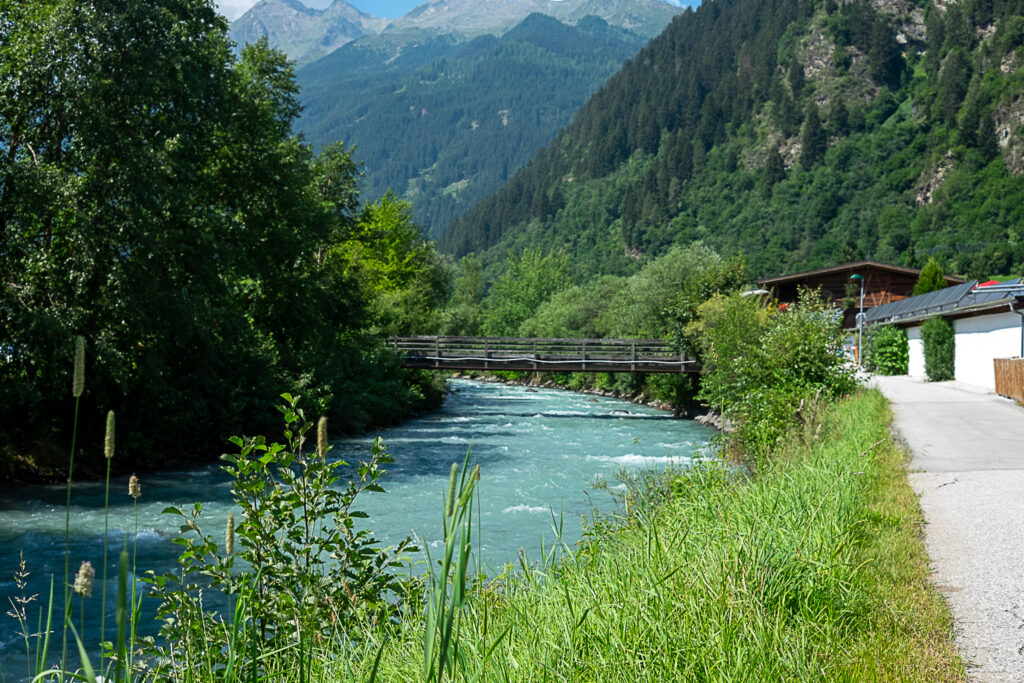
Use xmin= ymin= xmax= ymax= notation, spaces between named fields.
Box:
xmin=995 ymin=358 xmax=1024 ymax=404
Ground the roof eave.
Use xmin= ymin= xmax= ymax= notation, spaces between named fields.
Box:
xmin=867 ymin=296 xmax=1024 ymax=327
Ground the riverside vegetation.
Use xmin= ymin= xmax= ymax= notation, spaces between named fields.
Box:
xmin=3 ymin=0 xmax=966 ymax=677
xmin=9 ymin=290 xmax=964 ymax=680
xmin=0 ymin=0 xmax=452 ymax=480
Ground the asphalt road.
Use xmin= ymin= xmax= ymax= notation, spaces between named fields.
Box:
xmin=872 ymin=375 xmax=1024 ymax=682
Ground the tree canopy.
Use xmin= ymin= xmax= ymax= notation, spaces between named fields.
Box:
xmin=913 ymin=257 xmax=950 ymax=295
xmin=0 ymin=0 xmax=447 ymax=474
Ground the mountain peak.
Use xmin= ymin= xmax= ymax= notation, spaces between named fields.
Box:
xmin=230 ymin=0 xmax=385 ymax=64
xmin=232 ymin=0 xmax=684 ymax=64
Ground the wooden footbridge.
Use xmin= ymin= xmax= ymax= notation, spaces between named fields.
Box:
xmin=388 ymin=336 xmax=697 ymax=374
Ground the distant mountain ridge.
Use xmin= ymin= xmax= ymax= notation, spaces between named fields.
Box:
xmin=383 ymin=0 xmax=685 ymax=41
xmin=297 ymin=12 xmax=649 ymax=235
xmin=230 ymin=0 xmax=685 ymax=64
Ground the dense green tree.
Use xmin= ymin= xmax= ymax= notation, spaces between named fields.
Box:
xmin=0 ymin=0 xmax=444 ymax=472
xmin=801 ymin=102 xmax=827 ymax=170
xmin=924 ymin=7 xmax=946 ymax=77
xmin=598 ymin=244 xmax=735 ymax=339
xmin=763 ymin=147 xmax=787 ymax=195
xmin=913 ymin=257 xmax=950 ymax=295
xmin=830 ymin=97 xmax=850 ymax=137
xmin=1 ymin=0 xmax=265 ymax=465
xmin=978 ymin=112 xmax=999 ymax=162
xmin=482 ymin=248 xmax=570 ymax=335
xmin=518 ymin=276 xmax=627 ymax=338
xmin=444 ymin=255 xmax=486 ymax=335
xmin=341 ymin=192 xmax=452 ymax=336
xmin=787 ymin=53 xmax=806 ymax=97
xmin=921 ymin=316 xmax=955 ymax=381
xmin=938 ymin=48 xmax=972 ymax=122
xmin=868 ymin=16 xmax=904 ymax=89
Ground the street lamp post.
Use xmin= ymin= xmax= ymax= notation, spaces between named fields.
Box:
xmin=851 ymin=273 xmax=865 ymax=367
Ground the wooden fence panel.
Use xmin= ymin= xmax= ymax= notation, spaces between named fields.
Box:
xmin=994 ymin=358 xmax=1024 ymax=404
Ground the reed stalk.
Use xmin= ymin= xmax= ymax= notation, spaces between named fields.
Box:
xmin=62 ymin=335 xmax=86 ymax=678
xmin=101 ymin=409 xmax=115 ymax=646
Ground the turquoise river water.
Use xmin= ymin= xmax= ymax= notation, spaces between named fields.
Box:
xmin=0 ymin=378 xmax=714 ymax=677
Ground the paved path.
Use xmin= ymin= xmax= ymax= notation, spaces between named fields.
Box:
xmin=871 ymin=376 xmax=1024 ymax=682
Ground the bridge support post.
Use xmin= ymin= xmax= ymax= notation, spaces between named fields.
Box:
xmin=532 ymin=339 xmax=537 ymax=371
xmin=581 ymin=340 xmax=586 ymax=372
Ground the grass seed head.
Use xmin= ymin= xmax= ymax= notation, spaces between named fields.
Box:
xmin=226 ymin=512 xmax=235 ymax=555
xmin=128 ymin=474 xmax=141 ymax=500
xmin=72 ymin=336 xmax=85 ymax=398
xmin=318 ymin=416 xmax=328 ymax=459
xmin=104 ymin=410 xmax=115 ymax=460
xmin=73 ymin=560 xmax=95 ymax=597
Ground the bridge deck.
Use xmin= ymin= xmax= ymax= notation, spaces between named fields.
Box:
xmin=389 ymin=336 xmax=698 ymax=374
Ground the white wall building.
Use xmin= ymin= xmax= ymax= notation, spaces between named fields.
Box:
xmin=865 ymin=280 xmax=1024 ymax=392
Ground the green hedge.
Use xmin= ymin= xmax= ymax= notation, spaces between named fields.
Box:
xmin=864 ymin=325 xmax=909 ymax=376
xmin=921 ymin=317 xmax=955 ymax=382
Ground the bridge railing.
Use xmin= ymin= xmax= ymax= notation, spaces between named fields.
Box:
xmin=388 ymin=335 xmax=697 ymax=373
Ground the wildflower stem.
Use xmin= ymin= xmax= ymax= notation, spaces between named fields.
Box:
xmin=100 ymin=456 xmax=111 ymax=648
xmin=62 ymin=394 xmax=80 ymax=678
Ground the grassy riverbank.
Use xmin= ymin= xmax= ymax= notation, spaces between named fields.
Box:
xmin=19 ymin=387 xmax=966 ymax=681
xmin=352 ymin=388 xmax=964 ymax=681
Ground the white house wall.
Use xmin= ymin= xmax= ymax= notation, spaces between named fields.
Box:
xmin=953 ymin=311 xmax=1023 ymax=390
xmin=906 ymin=325 xmax=926 ymax=379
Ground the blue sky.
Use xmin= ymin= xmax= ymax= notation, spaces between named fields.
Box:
xmin=349 ymin=0 xmax=421 ymax=16
xmin=218 ymin=0 xmax=691 ymax=22
xmin=218 ymin=0 xmax=429 ymax=20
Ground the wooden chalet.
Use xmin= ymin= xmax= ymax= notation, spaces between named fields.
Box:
xmin=757 ymin=260 xmax=964 ymax=327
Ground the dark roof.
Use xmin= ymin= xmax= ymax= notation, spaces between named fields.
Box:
xmin=864 ymin=279 xmax=1024 ymax=325
xmin=757 ymin=260 xmax=963 ymax=286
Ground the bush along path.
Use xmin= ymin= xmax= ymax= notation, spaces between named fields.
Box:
xmin=873 ymin=375 xmax=1024 ymax=681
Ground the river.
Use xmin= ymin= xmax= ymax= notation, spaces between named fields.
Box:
xmin=0 ymin=379 xmax=714 ymax=676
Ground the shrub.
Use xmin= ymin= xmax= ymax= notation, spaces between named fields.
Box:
xmin=921 ymin=317 xmax=955 ymax=381
xmin=143 ymin=395 xmax=416 ymax=676
xmin=689 ymin=288 xmax=856 ymax=461
xmin=913 ymin=257 xmax=948 ymax=295
xmin=864 ymin=324 xmax=909 ymax=375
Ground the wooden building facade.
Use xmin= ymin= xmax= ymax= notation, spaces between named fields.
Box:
xmin=756 ymin=260 xmax=964 ymax=327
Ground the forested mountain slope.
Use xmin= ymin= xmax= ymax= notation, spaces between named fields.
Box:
xmin=441 ymin=0 xmax=1024 ymax=281
xmin=297 ymin=14 xmax=650 ymax=235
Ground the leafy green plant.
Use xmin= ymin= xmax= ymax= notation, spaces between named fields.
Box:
xmin=864 ymin=324 xmax=909 ymax=375
xmin=913 ymin=258 xmax=949 ymax=295
xmin=688 ymin=288 xmax=856 ymax=461
xmin=921 ymin=317 xmax=955 ymax=381
xmin=143 ymin=394 xmax=416 ymax=678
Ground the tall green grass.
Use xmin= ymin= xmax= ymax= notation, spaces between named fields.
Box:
xmin=10 ymin=337 xmax=963 ymax=682
xmin=355 ymin=390 xmax=966 ymax=681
